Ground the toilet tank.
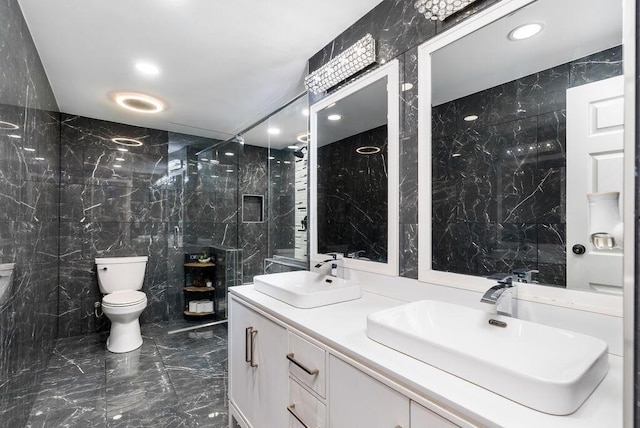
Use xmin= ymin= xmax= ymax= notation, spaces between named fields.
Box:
xmin=95 ymin=256 xmax=148 ymax=294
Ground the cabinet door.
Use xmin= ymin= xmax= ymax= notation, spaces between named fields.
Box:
xmin=410 ymin=402 xmax=459 ymax=427
xmin=329 ymin=355 xmax=409 ymax=428
xmin=229 ymin=298 xmax=288 ymax=428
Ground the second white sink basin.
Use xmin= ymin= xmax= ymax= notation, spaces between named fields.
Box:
xmin=253 ymin=270 xmax=361 ymax=308
xmin=366 ymin=300 xmax=608 ymax=415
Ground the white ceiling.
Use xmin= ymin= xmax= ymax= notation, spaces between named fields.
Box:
xmin=17 ymin=0 xmax=384 ymax=141
xmin=432 ymin=0 xmax=622 ymax=105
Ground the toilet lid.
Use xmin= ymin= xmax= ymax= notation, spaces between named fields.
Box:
xmin=103 ymin=290 xmax=146 ymax=307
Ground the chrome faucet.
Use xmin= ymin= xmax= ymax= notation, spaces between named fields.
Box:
xmin=313 ymin=253 xmax=344 ymax=277
xmin=481 ymin=274 xmax=516 ymax=317
xmin=512 ymin=269 xmax=539 ymax=284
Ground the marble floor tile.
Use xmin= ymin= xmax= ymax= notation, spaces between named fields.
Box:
xmin=25 ymin=321 xmax=229 ymax=428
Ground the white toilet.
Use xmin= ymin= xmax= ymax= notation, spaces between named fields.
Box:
xmin=96 ymin=256 xmax=148 ymax=353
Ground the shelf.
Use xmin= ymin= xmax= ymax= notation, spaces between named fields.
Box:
xmin=184 ymin=262 xmax=216 ymax=268
xmin=184 ymin=286 xmax=215 ymax=292
xmin=183 ymin=311 xmax=215 ymax=316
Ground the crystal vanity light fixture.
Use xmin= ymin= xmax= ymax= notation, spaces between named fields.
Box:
xmin=304 ymin=34 xmax=376 ymax=94
xmin=414 ymin=0 xmax=478 ymax=21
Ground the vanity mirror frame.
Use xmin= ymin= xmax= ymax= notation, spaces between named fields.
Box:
xmin=309 ymin=59 xmax=400 ymax=276
xmin=417 ymin=0 xmax=634 ymax=317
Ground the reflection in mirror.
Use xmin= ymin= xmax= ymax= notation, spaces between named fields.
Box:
xmin=311 ymin=60 xmax=399 ymax=275
xmin=317 ymin=77 xmax=388 ymax=262
xmin=422 ymin=0 xmax=623 ymax=292
xmin=242 ymin=94 xmax=309 ymax=273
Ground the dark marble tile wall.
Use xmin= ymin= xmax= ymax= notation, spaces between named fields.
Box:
xmin=239 ymin=144 xmax=268 ymax=283
xmin=317 ymin=125 xmax=388 ymax=262
xmin=308 ymin=0 xmax=621 ymax=280
xmin=59 ymin=114 xmax=170 ymax=335
xmin=0 ymin=0 xmax=60 ymax=426
xmin=166 ymin=136 xmax=230 ymax=320
xmin=431 ymin=46 xmax=622 ymax=286
xmin=309 ymin=0 xmax=501 ymax=278
xmin=268 ymin=149 xmax=296 ymax=259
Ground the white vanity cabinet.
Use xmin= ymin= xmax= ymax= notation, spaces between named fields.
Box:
xmin=411 ymin=401 xmax=460 ymax=427
xmin=229 ymin=293 xmax=463 ymax=428
xmin=229 ymin=298 xmax=288 ymax=428
xmin=329 ymin=355 xmax=410 ymax=428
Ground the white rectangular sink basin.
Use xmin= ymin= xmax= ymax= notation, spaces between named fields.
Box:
xmin=366 ymin=300 xmax=608 ymax=415
xmin=253 ymin=271 xmax=361 ymax=308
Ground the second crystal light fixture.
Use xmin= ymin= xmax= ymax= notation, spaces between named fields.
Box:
xmin=414 ymin=0 xmax=478 ymax=21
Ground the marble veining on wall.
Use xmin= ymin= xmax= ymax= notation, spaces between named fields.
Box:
xmin=0 ymin=0 xmax=60 ymax=426
xmin=317 ymin=125 xmax=389 ymax=262
xmin=431 ymin=46 xmax=622 ymax=286
xmin=59 ymin=114 xmax=170 ymax=335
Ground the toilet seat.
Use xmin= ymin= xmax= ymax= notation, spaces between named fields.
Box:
xmin=103 ymin=290 xmax=147 ymax=307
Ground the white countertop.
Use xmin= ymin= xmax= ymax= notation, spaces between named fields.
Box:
xmin=230 ymin=285 xmax=623 ymax=428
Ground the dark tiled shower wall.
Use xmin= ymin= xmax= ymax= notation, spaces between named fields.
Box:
xmin=58 ymin=114 xmax=171 ymax=335
xmin=0 ymin=0 xmax=61 ymax=425
xmin=308 ymin=0 xmax=622 ymax=280
xmin=431 ymin=47 xmax=622 ymax=286
xmin=317 ymin=125 xmax=388 ymax=262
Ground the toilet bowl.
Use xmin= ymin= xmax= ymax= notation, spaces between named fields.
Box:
xmin=96 ymin=256 xmax=148 ymax=353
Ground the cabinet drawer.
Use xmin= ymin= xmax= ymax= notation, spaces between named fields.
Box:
xmin=411 ymin=401 xmax=460 ymax=427
xmin=289 ymin=377 xmax=326 ymax=428
xmin=287 ymin=331 xmax=326 ymax=397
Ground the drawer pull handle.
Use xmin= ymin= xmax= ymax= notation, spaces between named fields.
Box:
xmin=245 ymin=327 xmax=252 ymax=363
xmin=286 ymin=353 xmax=319 ymax=375
xmin=250 ymin=328 xmax=258 ymax=368
xmin=287 ymin=404 xmax=317 ymax=428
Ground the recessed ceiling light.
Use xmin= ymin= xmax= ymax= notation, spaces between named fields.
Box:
xmin=356 ymin=146 xmax=380 ymax=155
xmin=200 ymin=157 xmax=208 ymax=162
xmin=113 ymin=92 xmax=165 ymax=113
xmin=115 ymin=157 xmax=125 ymax=161
xmin=328 ymin=114 xmax=342 ymax=121
xmin=111 ymin=137 xmax=143 ymax=147
xmin=7 ymin=134 xmax=21 ymax=139
xmin=267 ymin=128 xmax=281 ymax=135
xmin=34 ymin=157 xmax=45 ymax=161
xmin=296 ymin=133 xmax=310 ymax=144
xmin=287 ymin=145 xmax=298 ymax=150
xmin=226 ymin=169 xmax=234 ymax=173
xmin=22 ymin=147 xmax=35 ymax=152
xmin=284 ymin=161 xmax=291 ymax=164
xmin=113 ymin=164 xmax=122 ymax=168
xmin=268 ymin=156 xmax=275 ymax=160
xmin=509 ymin=23 xmax=543 ymax=41
xmin=224 ymin=152 xmax=234 ymax=156
xmin=464 ymin=115 xmax=478 ymax=122
xmin=117 ymin=148 xmax=129 ymax=152
xmin=135 ymin=61 xmax=160 ymax=76
xmin=0 ymin=121 xmax=19 ymax=130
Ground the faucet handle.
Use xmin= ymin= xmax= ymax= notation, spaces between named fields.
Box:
xmin=512 ymin=269 xmax=539 ymax=283
xmin=326 ymin=252 xmax=344 ymax=260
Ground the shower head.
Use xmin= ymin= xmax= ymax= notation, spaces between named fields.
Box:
xmin=293 ymin=146 xmax=307 ymax=159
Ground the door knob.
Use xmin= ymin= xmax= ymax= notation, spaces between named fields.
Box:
xmin=572 ymin=244 xmax=586 ymax=255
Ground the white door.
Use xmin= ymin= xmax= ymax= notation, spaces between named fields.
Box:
xmin=566 ymin=76 xmax=624 ymax=293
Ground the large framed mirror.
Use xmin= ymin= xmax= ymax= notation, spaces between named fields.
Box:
xmin=310 ymin=60 xmax=399 ymax=276
xmin=418 ymin=0 xmax=628 ymax=311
